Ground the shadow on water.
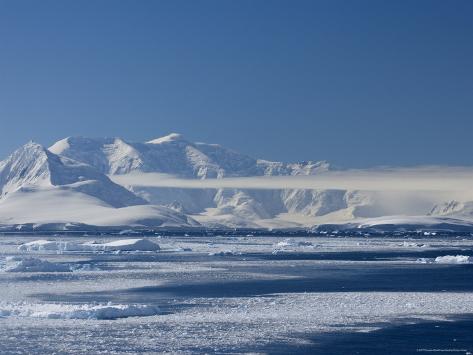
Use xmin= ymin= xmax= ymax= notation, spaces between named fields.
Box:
xmin=43 ymin=264 xmax=473 ymax=304
xmin=126 ymin=264 xmax=473 ymax=298
xmin=261 ymin=315 xmax=473 ymax=354
xmin=254 ymin=249 xmax=473 ymax=261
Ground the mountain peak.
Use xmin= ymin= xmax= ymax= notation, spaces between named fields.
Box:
xmin=0 ymin=140 xmax=147 ymax=207
xmin=147 ymin=133 xmax=185 ymax=144
xmin=7 ymin=141 xmax=51 ymax=169
xmin=0 ymin=142 xmax=52 ymax=195
xmin=19 ymin=140 xmax=46 ymax=152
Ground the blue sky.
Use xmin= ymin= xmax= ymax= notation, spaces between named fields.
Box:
xmin=0 ymin=0 xmax=472 ymax=167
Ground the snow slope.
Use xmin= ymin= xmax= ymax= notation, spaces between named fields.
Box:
xmin=0 ymin=142 xmax=145 ymax=207
xmin=0 ymin=187 xmax=198 ymax=228
xmin=0 ymin=142 xmax=199 ymax=229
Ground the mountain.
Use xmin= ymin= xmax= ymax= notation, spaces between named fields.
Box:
xmin=429 ymin=200 xmax=473 ymax=220
xmin=0 ymin=141 xmax=146 ymax=207
xmin=48 ymin=134 xmax=370 ymax=227
xmin=0 ymin=142 xmax=199 ymax=230
xmin=0 ymin=134 xmax=470 ymax=231
xmin=49 ymin=133 xmax=330 ymax=178
xmin=50 ymin=133 xmax=255 ymax=178
xmin=47 ymin=134 xmax=390 ymax=228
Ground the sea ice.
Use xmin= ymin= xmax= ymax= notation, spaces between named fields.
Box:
xmin=434 ymin=255 xmax=472 ymax=264
xmin=209 ymin=250 xmax=242 ymax=256
xmin=18 ymin=240 xmax=85 ymax=252
xmin=275 ymin=239 xmax=294 ymax=248
xmin=399 ymin=241 xmax=426 ymax=248
xmin=3 ymin=256 xmax=71 ymax=272
xmin=275 ymin=239 xmax=314 ymax=248
xmin=0 ymin=302 xmax=160 ymax=320
xmin=18 ymin=238 xmax=160 ymax=253
xmin=84 ymin=238 xmax=161 ymax=252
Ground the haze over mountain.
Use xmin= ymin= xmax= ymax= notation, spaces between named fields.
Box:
xmin=0 ymin=133 xmax=471 ymax=231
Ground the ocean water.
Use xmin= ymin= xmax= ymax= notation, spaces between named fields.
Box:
xmin=0 ymin=234 xmax=472 ymax=354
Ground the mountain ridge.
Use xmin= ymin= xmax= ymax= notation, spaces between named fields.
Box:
xmin=0 ymin=134 xmax=470 ymax=231
xmin=0 ymin=141 xmax=199 ymax=229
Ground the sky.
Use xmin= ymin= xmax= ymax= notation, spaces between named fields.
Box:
xmin=0 ymin=0 xmax=472 ymax=167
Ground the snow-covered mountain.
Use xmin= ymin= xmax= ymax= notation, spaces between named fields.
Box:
xmin=0 ymin=142 xmax=146 ymax=207
xmin=0 ymin=134 xmax=471 ymax=231
xmin=428 ymin=200 xmax=473 ymax=220
xmin=48 ymin=134 xmax=372 ymax=228
xmin=49 ymin=133 xmax=330 ymax=178
xmin=0 ymin=142 xmax=199 ymax=230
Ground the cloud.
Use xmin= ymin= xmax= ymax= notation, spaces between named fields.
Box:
xmin=110 ymin=166 xmax=473 ymax=194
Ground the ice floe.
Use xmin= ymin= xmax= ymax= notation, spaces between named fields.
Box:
xmin=18 ymin=238 xmax=160 ymax=253
xmin=417 ymin=255 xmax=472 ymax=264
xmin=209 ymin=250 xmax=242 ymax=256
xmin=3 ymin=256 xmax=71 ymax=272
xmin=275 ymin=239 xmax=314 ymax=248
xmin=0 ymin=302 xmax=160 ymax=319
xmin=399 ymin=241 xmax=426 ymax=248
xmin=18 ymin=240 xmax=85 ymax=252
xmin=82 ymin=238 xmax=161 ymax=252
xmin=272 ymin=239 xmax=315 ymax=255
xmin=275 ymin=239 xmax=294 ymax=248
xmin=434 ymin=255 xmax=472 ymax=264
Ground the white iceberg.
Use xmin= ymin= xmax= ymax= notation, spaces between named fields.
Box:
xmin=0 ymin=302 xmax=160 ymax=320
xmin=3 ymin=256 xmax=71 ymax=272
xmin=45 ymin=303 xmax=160 ymax=320
xmin=400 ymin=241 xmax=426 ymax=248
xmin=18 ymin=238 xmax=160 ymax=253
xmin=434 ymin=255 xmax=472 ymax=264
xmin=82 ymin=238 xmax=161 ymax=252
xmin=274 ymin=239 xmax=314 ymax=249
xmin=275 ymin=239 xmax=297 ymax=248
xmin=18 ymin=240 xmax=85 ymax=252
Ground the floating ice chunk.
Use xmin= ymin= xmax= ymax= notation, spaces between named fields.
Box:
xmin=275 ymin=239 xmax=313 ymax=248
xmin=275 ymin=239 xmax=295 ymax=247
xmin=297 ymin=241 xmax=314 ymax=247
xmin=171 ymin=247 xmax=192 ymax=252
xmin=83 ymin=239 xmax=160 ymax=252
xmin=47 ymin=303 xmax=160 ymax=320
xmin=208 ymin=250 xmax=241 ymax=256
xmin=399 ymin=241 xmax=426 ymax=248
xmin=18 ymin=240 xmax=60 ymax=251
xmin=416 ymin=258 xmax=429 ymax=264
xmin=434 ymin=255 xmax=472 ymax=264
xmin=0 ymin=302 xmax=160 ymax=319
xmin=18 ymin=238 xmax=160 ymax=253
xmin=18 ymin=240 xmax=87 ymax=252
xmin=3 ymin=256 xmax=71 ymax=272
xmin=70 ymin=263 xmax=101 ymax=272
